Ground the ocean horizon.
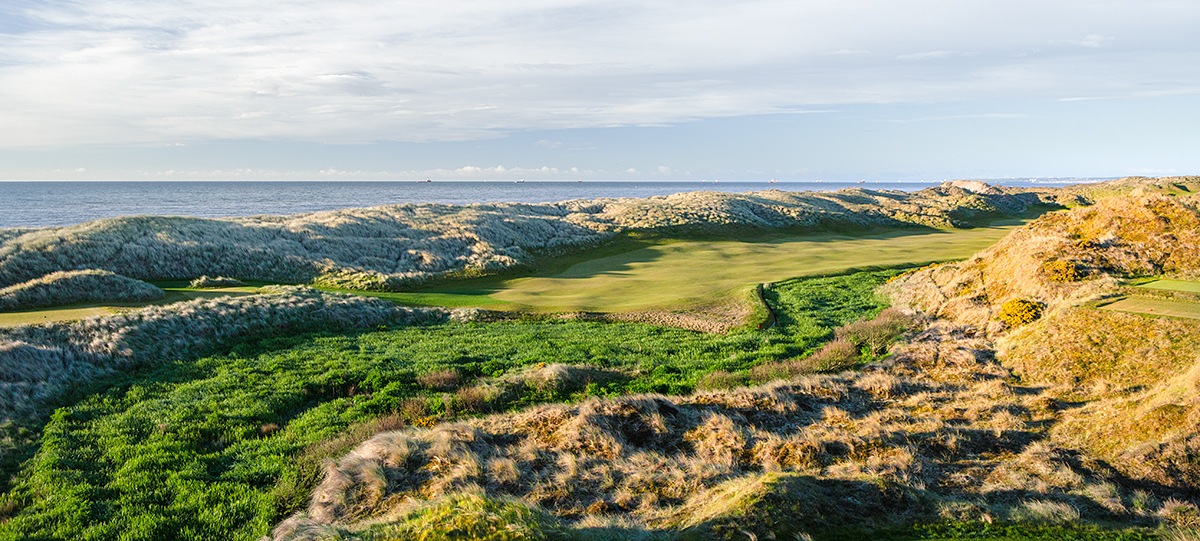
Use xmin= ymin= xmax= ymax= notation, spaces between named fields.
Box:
xmin=0 ymin=178 xmax=1105 ymax=228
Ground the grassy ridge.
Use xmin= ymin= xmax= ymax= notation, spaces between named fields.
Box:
xmin=0 ymin=270 xmax=902 ymax=540
xmin=0 ymin=221 xmax=1028 ymax=325
xmin=0 ymin=183 xmax=1064 ymax=291
xmin=0 ymin=270 xmax=164 ymax=312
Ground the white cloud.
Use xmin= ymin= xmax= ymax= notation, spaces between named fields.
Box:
xmin=1062 ymin=34 xmax=1111 ymax=48
xmin=896 ymin=50 xmax=970 ymax=61
xmin=0 ymin=0 xmax=1197 ymax=147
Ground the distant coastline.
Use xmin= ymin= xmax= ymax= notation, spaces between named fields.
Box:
xmin=0 ymin=179 xmax=1107 ymax=228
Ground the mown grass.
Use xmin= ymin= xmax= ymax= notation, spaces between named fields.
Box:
xmin=1138 ymin=279 xmax=1200 ymax=294
xmin=0 ymin=222 xmax=1028 ymax=325
xmin=0 ymin=305 xmax=115 ymax=326
xmin=0 ymin=287 xmax=260 ymax=327
xmin=416 ymin=220 xmax=1031 ymax=312
xmin=0 ymin=270 xmax=903 ymax=541
xmin=1098 ymin=297 xmax=1200 ymax=320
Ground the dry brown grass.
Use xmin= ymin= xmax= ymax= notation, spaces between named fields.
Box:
xmin=271 ymin=318 xmax=1192 ymax=540
xmin=879 ymin=191 xmax=1200 ymax=506
xmin=882 ymin=193 xmax=1200 ymax=330
xmin=418 ymin=368 xmax=462 ymax=391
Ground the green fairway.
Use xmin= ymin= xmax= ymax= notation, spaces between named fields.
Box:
xmin=313 ymin=288 xmax=519 ymax=308
xmin=1100 ymin=297 xmax=1200 ymax=320
xmin=1138 ymin=279 xmax=1200 ymax=293
xmin=0 ymin=305 xmax=115 ymax=326
xmin=479 ymin=221 xmax=1030 ymax=311
xmin=0 ymin=287 xmax=260 ymax=327
xmin=0 ymin=221 xmax=1028 ymax=324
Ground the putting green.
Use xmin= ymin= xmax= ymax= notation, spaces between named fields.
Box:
xmin=1138 ymin=279 xmax=1200 ymax=294
xmin=467 ymin=220 xmax=1030 ymax=312
xmin=1100 ymin=297 xmax=1200 ymax=320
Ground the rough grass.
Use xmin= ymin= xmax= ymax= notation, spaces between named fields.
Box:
xmin=0 ymin=271 xmax=902 ymax=541
xmin=0 ymin=269 xmax=164 ymax=312
xmin=883 ymin=193 xmax=1200 ymax=329
xmin=1002 ymin=308 xmax=1200 ymax=489
xmin=882 ymin=192 xmax=1200 ymax=506
xmin=270 ymin=320 xmax=1187 ymax=541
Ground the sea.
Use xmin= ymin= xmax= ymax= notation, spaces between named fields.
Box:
xmin=0 ymin=179 xmax=1101 ymax=229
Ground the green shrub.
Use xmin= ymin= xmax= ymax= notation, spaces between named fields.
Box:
xmin=999 ymin=299 xmax=1043 ymax=327
xmin=365 ymin=490 xmax=568 ymax=541
xmin=1042 ymin=260 xmax=1083 ymax=282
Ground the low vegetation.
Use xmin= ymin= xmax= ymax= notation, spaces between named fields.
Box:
xmin=881 ymin=189 xmax=1200 ymax=536
xmin=273 ymin=319 xmax=1192 ymax=540
xmin=0 ymin=269 xmax=163 ymax=312
xmin=998 ymin=298 xmax=1043 ymax=327
xmin=0 ymin=270 xmax=902 ymax=540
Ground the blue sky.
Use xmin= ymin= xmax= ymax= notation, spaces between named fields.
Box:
xmin=1 ymin=0 xmax=1197 ymax=181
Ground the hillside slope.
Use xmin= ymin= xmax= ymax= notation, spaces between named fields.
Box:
xmin=884 ymin=192 xmax=1200 ymax=490
xmin=267 ymin=189 xmax=1200 ymax=540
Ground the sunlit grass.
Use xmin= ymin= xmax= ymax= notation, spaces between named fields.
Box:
xmin=1099 ymin=297 xmax=1200 ymax=320
xmin=482 ymin=221 xmax=1030 ymax=311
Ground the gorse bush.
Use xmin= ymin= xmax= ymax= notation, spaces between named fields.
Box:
xmin=1042 ymin=260 xmax=1083 ymax=282
xmin=0 ymin=185 xmax=1055 ymax=290
xmin=0 ymin=269 xmax=164 ymax=311
xmin=998 ymin=299 xmax=1043 ymax=327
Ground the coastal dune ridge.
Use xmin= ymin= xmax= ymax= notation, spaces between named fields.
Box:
xmin=0 ymin=182 xmax=1089 ymax=291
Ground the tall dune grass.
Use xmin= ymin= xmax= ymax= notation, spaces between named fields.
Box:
xmin=0 ymin=269 xmax=164 ymax=311
xmin=882 ymin=193 xmax=1200 ymax=328
xmin=0 ymin=286 xmax=445 ymax=423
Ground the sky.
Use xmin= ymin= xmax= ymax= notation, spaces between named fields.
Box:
xmin=0 ymin=0 xmax=1198 ymax=181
